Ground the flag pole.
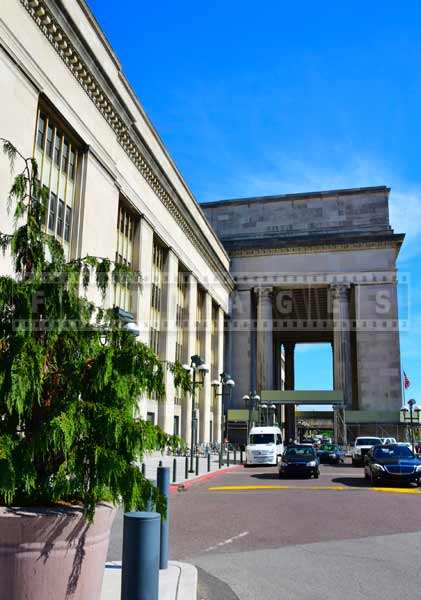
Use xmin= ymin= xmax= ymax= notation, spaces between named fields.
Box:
xmin=402 ymin=370 xmax=406 ymax=407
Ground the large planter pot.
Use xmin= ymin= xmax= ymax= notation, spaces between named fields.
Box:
xmin=0 ymin=502 xmax=116 ymax=600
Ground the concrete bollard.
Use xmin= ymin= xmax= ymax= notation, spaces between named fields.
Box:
xmin=157 ymin=465 xmax=170 ymax=570
xmin=240 ymin=448 xmax=243 ymax=464
xmin=185 ymin=455 xmax=189 ymax=479
xmin=172 ymin=458 xmax=177 ymax=483
xmin=121 ymin=512 xmax=160 ymax=600
xmin=234 ymin=448 xmax=237 ymax=464
xmin=219 ymin=450 xmax=223 ymax=469
xmin=227 ymin=450 xmax=230 ymax=467
xmin=195 ymin=455 xmax=199 ymax=476
xmin=207 ymin=452 xmax=211 ymax=472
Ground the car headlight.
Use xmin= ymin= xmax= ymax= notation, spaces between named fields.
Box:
xmin=372 ymin=463 xmax=385 ymax=471
xmin=415 ymin=465 xmax=421 ymax=472
xmin=306 ymin=460 xmax=316 ymax=467
xmin=329 ymin=453 xmax=337 ymax=458
xmin=354 ymin=448 xmax=361 ymax=454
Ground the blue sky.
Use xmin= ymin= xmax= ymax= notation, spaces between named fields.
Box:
xmin=87 ymin=0 xmax=421 ymax=404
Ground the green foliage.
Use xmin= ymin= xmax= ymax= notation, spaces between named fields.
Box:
xmin=0 ymin=141 xmax=186 ymax=522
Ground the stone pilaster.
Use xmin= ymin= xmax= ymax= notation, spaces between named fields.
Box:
xmin=158 ymin=249 xmax=179 ymax=434
xmin=214 ymin=306 xmax=225 ymax=443
xmin=331 ymin=284 xmax=353 ymax=409
xmin=230 ymin=288 xmax=253 ymax=408
xmin=354 ymin=283 xmax=402 ymax=411
xmin=181 ymin=273 xmax=197 ymax=445
xmin=256 ymin=287 xmax=274 ymax=393
xmin=199 ymin=291 xmax=212 ymax=443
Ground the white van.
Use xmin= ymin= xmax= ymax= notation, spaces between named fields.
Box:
xmin=245 ymin=426 xmax=284 ymax=466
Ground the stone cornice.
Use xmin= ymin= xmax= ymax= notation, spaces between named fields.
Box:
xmin=228 ymin=239 xmax=403 ymax=258
xmin=19 ymin=0 xmax=234 ymax=292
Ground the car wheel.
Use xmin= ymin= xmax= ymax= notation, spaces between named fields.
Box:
xmin=278 ymin=472 xmax=283 ymax=479
xmin=364 ymin=469 xmax=369 ymax=480
xmin=314 ymin=470 xmax=320 ymax=479
xmin=351 ymin=458 xmax=356 ymax=466
xmin=370 ymin=471 xmax=377 ymax=486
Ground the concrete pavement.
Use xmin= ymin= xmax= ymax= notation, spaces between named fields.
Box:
xmin=104 ymin=453 xmax=241 ymax=599
xmin=168 ymin=460 xmax=421 ymax=599
xmin=194 ymin=531 xmax=421 ymax=600
xmin=101 ymin=561 xmax=197 ymax=600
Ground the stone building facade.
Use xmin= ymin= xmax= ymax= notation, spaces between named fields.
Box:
xmin=0 ymin=1 xmax=404 ymax=442
xmin=0 ymin=0 xmax=233 ymax=445
xmin=203 ymin=188 xmax=404 ymax=436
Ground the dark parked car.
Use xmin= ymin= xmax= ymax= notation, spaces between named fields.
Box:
xmin=364 ymin=444 xmax=421 ymax=485
xmin=317 ymin=444 xmax=345 ymax=464
xmin=279 ymin=445 xmax=320 ymax=478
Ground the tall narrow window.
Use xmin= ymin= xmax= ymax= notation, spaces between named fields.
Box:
xmin=150 ymin=240 xmax=164 ymax=354
xmin=54 ymin=132 xmax=62 ymax=166
xmin=64 ymin=206 xmax=72 ymax=242
xmin=33 ymin=106 xmax=81 ymax=258
xmin=62 ymin=140 xmax=69 ymax=173
xmin=37 ymin=114 xmax=45 ymax=149
xmin=114 ymin=201 xmax=138 ymax=312
xmin=48 ymin=192 xmax=57 ymax=232
xmin=56 ymin=199 xmax=64 ymax=238
xmin=46 ymin=123 xmax=53 ymax=157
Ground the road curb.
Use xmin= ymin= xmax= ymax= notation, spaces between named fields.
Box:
xmin=171 ymin=561 xmax=198 ymax=600
xmin=170 ymin=464 xmax=243 ymax=493
xmin=102 ymin=561 xmax=198 ymax=600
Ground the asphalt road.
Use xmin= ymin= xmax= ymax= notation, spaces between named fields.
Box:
xmin=167 ymin=460 xmax=421 ymax=600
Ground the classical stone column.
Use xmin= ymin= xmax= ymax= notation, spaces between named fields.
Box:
xmin=158 ymin=249 xmax=178 ymax=434
xmin=181 ymin=273 xmax=197 ymax=445
xmin=331 ymin=284 xmax=353 ymax=409
xmin=273 ymin=335 xmax=282 ymax=425
xmin=284 ymin=342 xmax=296 ymax=441
xmin=199 ymin=291 xmax=212 ymax=443
xmin=256 ymin=287 xmax=274 ymax=393
xmin=230 ymin=288 xmax=253 ymax=408
xmin=213 ymin=306 xmax=225 ymax=443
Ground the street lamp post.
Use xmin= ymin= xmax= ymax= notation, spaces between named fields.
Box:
xmin=183 ymin=355 xmax=209 ymax=472
xmin=260 ymin=404 xmax=268 ymax=425
xmin=270 ymin=404 xmax=277 ymax=426
xmin=401 ymin=399 xmax=421 ymax=454
xmin=211 ymin=372 xmax=235 ymax=463
xmin=242 ymin=392 xmax=261 ymax=439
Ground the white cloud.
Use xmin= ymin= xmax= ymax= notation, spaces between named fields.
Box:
xmin=215 ymin=152 xmax=421 ymax=261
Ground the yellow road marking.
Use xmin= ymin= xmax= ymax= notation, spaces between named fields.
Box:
xmin=372 ymin=487 xmax=421 ymax=494
xmin=208 ymin=484 xmax=421 ymax=494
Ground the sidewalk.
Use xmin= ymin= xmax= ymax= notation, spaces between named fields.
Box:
xmin=101 ymin=561 xmax=197 ymax=600
xmin=104 ymin=453 xmax=243 ymax=598
xmin=139 ymin=450 xmax=243 ymax=486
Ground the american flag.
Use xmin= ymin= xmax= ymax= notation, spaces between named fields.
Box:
xmin=403 ymin=371 xmax=410 ymax=390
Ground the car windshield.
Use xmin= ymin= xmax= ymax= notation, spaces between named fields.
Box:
xmin=284 ymin=446 xmax=315 ymax=457
xmin=356 ymin=438 xmax=382 ymax=446
xmin=374 ymin=446 xmax=414 ymax=459
xmin=249 ymin=434 xmax=275 ymax=445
